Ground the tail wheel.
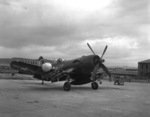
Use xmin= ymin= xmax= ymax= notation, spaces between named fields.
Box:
xmin=91 ymin=82 xmax=98 ymax=90
xmin=63 ymin=82 xmax=71 ymax=91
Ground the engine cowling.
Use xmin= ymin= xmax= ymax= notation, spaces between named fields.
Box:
xmin=42 ymin=63 xmax=52 ymax=72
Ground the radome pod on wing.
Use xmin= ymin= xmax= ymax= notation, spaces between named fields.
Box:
xmin=42 ymin=63 xmax=52 ymax=72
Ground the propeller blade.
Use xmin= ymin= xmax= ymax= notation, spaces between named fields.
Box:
xmin=100 ymin=63 xmax=112 ymax=81
xmin=101 ymin=45 xmax=108 ymax=59
xmin=87 ymin=43 xmax=96 ymax=55
xmin=91 ymin=63 xmax=99 ymax=81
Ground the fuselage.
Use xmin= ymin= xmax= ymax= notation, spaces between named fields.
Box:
xmin=10 ymin=55 xmax=100 ymax=85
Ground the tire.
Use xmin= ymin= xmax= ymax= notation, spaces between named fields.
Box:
xmin=63 ymin=82 xmax=71 ymax=91
xmin=91 ymin=82 xmax=99 ymax=90
xmin=121 ymin=81 xmax=124 ymax=85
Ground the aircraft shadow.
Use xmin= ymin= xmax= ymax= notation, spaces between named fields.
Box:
xmin=98 ymin=86 xmax=125 ymax=90
xmin=71 ymin=86 xmax=125 ymax=91
xmin=24 ymin=82 xmax=125 ymax=92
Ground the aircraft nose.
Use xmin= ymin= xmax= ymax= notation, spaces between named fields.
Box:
xmin=93 ymin=55 xmax=100 ymax=65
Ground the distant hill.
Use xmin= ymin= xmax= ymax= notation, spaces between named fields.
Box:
xmin=0 ymin=58 xmax=11 ymax=66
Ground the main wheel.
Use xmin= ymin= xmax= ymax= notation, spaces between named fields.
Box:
xmin=63 ymin=82 xmax=71 ymax=91
xmin=91 ymin=82 xmax=98 ymax=90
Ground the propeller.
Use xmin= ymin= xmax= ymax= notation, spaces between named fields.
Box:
xmin=101 ymin=45 xmax=108 ymax=59
xmin=87 ymin=43 xmax=111 ymax=81
xmin=90 ymin=64 xmax=99 ymax=81
xmin=87 ymin=43 xmax=96 ymax=55
xmin=100 ymin=63 xmax=111 ymax=81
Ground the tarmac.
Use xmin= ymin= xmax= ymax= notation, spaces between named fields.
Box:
xmin=0 ymin=79 xmax=150 ymax=117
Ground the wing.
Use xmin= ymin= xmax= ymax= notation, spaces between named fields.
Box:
xmin=10 ymin=60 xmax=42 ymax=75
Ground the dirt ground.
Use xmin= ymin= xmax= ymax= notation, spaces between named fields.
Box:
xmin=0 ymin=78 xmax=150 ymax=117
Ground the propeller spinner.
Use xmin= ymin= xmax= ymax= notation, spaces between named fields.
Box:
xmin=87 ymin=43 xmax=111 ymax=81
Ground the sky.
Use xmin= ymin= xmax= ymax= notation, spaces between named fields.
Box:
xmin=0 ymin=0 xmax=149 ymax=67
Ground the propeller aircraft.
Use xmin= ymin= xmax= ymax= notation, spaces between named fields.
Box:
xmin=10 ymin=43 xmax=111 ymax=91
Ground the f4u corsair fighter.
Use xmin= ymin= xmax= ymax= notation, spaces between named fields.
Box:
xmin=10 ymin=43 xmax=111 ymax=91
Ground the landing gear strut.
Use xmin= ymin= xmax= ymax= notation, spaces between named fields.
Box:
xmin=91 ymin=82 xmax=99 ymax=90
xmin=63 ymin=75 xmax=71 ymax=91
xmin=42 ymin=80 xmax=44 ymax=85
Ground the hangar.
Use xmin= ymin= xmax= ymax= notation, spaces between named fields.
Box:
xmin=138 ymin=59 xmax=150 ymax=81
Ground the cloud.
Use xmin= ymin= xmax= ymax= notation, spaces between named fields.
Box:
xmin=0 ymin=0 xmax=11 ymax=6
xmin=114 ymin=0 xmax=149 ymax=24
xmin=0 ymin=0 xmax=149 ymax=67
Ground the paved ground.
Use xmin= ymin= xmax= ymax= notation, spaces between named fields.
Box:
xmin=0 ymin=79 xmax=150 ymax=117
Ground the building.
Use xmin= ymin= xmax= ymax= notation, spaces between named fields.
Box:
xmin=110 ymin=69 xmax=137 ymax=82
xmin=138 ymin=59 xmax=150 ymax=79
